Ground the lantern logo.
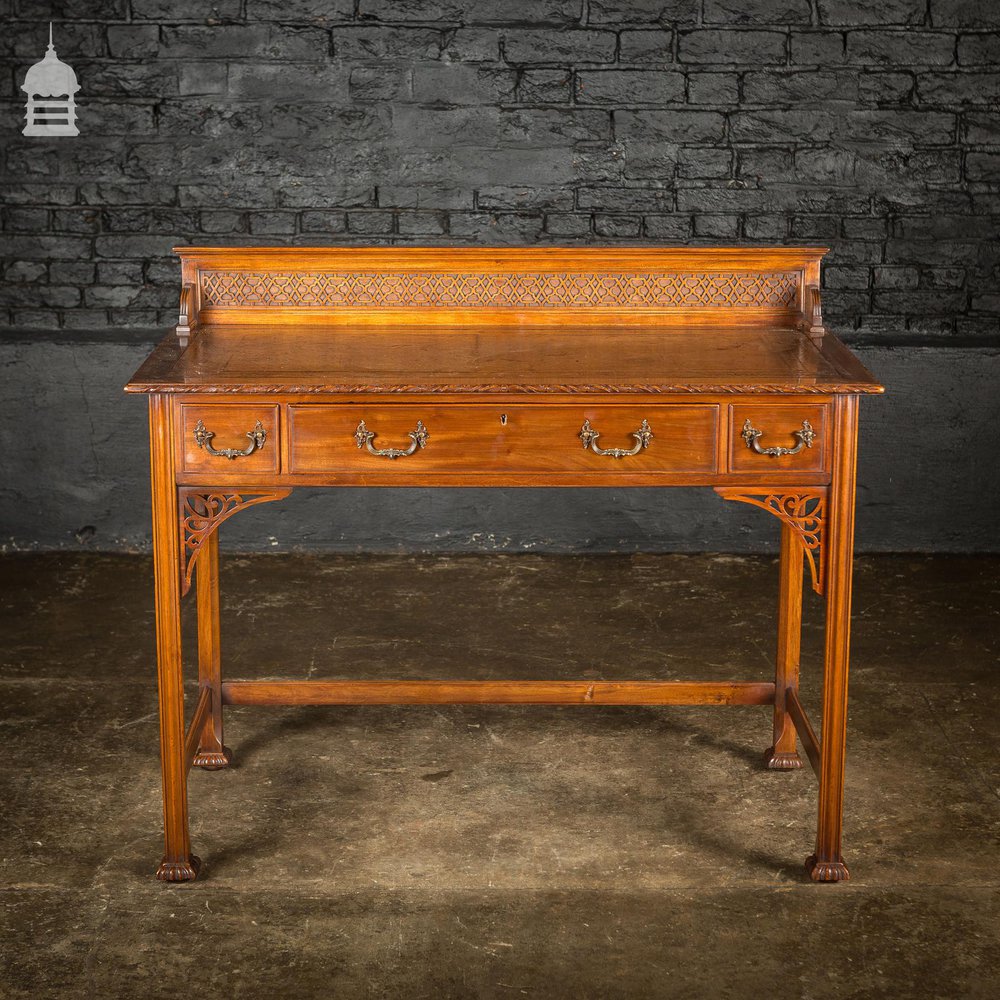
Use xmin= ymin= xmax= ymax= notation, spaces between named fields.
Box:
xmin=21 ymin=23 xmax=80 ymax=137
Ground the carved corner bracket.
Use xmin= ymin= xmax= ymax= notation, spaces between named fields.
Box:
xmin=803 ymin=284 xmax=826 ymax=341
xmin=714 ymin=488 xmax=828 ymax=595
xmin=179 ymin=488 xmax=292 ymax=596
xmin=176 ymin=282 xmax=197 ymax=347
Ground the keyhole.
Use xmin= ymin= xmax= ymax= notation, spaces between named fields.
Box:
xmin=500 ymin=413 xmax=507 ymax=425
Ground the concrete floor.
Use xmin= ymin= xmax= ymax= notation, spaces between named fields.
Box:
xmin=1 ymin=552 xmax=998 ymax=998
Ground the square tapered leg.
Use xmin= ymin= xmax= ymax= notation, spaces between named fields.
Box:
xmin=807 ymin=395 xmax=859 ymax=883
xmin=149 ymin=395 xmax=199 ymax=882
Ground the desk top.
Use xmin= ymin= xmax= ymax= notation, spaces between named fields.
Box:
xmin=125 ymin=245 xmax=882 ymax=396
xmin=126 ymin=323 xmax=882 ymax=395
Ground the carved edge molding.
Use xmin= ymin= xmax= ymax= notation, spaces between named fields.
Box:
xmin=179 ymin=488 xmax=292 ymax=597
xmin=714 ymin=488 xmax=828 ymax=596
xmin=132 ymin=382 xmax=884 ymax=396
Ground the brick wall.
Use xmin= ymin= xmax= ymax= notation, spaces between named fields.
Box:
xmin=1 ymin=1 xmax=998 ymax=337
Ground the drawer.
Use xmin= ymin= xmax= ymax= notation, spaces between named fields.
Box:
xmin=178 ymin=404 xmax=280 ymax=474
xmin=288 ymin=404 xmax=719 ymax=475
xmin=728 ymin=403 xmax=827 ymax=473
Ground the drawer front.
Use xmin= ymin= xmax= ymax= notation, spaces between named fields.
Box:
xmin=179 ymin=404 xmax=280 ymax=474
xmin=728 ymin=403 xmax=827 ymax=473
xmin=288 ymin=404 xmax=719 ymax=475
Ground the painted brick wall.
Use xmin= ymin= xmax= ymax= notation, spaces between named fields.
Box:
xmin=1 ymin=1 xmax=998 ymax=339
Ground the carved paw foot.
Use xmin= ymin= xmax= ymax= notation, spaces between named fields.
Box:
xmin=156 ymin=854 xmax=201 ymax=882
xmin=192 ymin=746 xmax=233 ymax=770
xmin=765 ymin=747 xmax=803 ymax=771
xmin=805 ymin=854 xmax=850 ymax=882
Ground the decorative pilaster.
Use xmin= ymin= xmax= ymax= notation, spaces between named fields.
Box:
xmin=179 ymin=489 xmax=292 ymax=597
xmin=714 ymin=489 xmax=827 ymax=596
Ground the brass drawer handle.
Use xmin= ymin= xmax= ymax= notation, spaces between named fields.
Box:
xmin=741 ymin=418 xmax=815 ymax=458
xmin=579 ymin=418 xmax=652 ymax=458
xmin=354 ymin=419 xmax=428 ymax=459
xmin=193 ymin=419 xmax=266 ymax=460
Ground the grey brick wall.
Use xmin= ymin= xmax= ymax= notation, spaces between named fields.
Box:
xmin=1 ymin=1 xmax=998 ymax=338
xmin=2 ymin=3 xmax=999 ymax=554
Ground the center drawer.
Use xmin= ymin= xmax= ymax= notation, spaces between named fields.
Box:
xmin=287 ymin=404 xmax=719 ymax=475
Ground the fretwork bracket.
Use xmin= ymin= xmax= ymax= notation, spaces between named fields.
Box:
xmin=179 ymin=488 xmax=292 ymax=596
xmin=714 ymin=488 xmax=828 ymax=596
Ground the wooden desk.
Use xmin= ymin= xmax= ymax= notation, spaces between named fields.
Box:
xmin=125 ymin=247 xmax=883 ymax=883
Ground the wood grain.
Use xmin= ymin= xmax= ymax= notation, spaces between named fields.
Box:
xmin=287 ymin=402 xmax=719 ymax=476
xmin=767 ymin=523 xmax=805 ymax=771
xmin=221 ymin=680 xmax=777 ymax=707
xmin=127 ymin=324 xmax=882 ymax=396
xmin=192 ymin=531 xmax=231 ymax=770
xmin=129 ymin=245 xmax=878 ymax=884
xmin=148 ymin=394 xmax=199 ymax=882
xmin=806 ymin=393 xmax=859 ymax=883
xmin=728 ymin=401 xmax=828 ymax=473
xmin=175 ymin=245 xmax=831 ymax=329
xmin=178 ymin=402 xmax=279 ymax=475
xmin=787 ymin=686 xmax=822 ymax=779
xmin=183 ymin=687 xmax=212 ymax=774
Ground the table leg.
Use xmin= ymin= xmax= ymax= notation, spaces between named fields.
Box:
xmin=149 ymin=395 xmax=199 ymax=882
xmin=193 ymin=530 xmax=232 ymax=769
xmin=807 ymin=395 xmax=859 ymax=883
xmin=767 ymin=522 xmax=804 ymax=770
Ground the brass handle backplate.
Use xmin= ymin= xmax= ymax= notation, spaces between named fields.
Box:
xmin=193 ymin=419 xmax=266 ymax=460
xmin=579 ymin=419 xmax=652 ymax=458
xmin=741 ymin=418 xmax=815 ymax=458
xmin=354 ymin=419 xmax=429 ymax=459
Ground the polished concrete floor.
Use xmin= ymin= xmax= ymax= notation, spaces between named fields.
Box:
xmin=1 ymin=552 xmax=998 ymax=998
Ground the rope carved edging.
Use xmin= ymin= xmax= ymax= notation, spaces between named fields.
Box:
xmin=132 ymin=381 xmax=881 ymax=396
xmin=714 ymin=489 xmax=827 ymax=595
xmin=179 ymin=488 xmax=292 ymax=596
